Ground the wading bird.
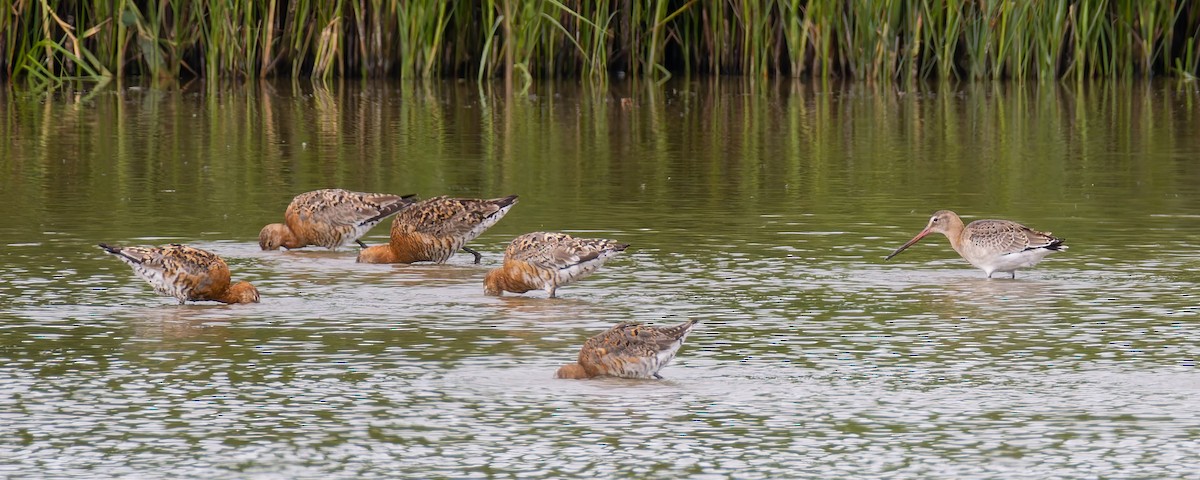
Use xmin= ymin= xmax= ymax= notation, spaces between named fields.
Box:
xmin=556 ymin=319 xmax=698 ymax=380
xmin=357 ymin=195 xmax=518 ymax=264
xmin=259 ymin=188 xmax=418 ymax=250
xmin=99 ymin=243 xmax=260 ymax=304
xmin=484 ymin=232 xmax=629 ymax=298
xmin=885 ymin=210 xmax=1067 ymax=278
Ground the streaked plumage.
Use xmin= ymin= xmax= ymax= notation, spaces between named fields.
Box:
xmin=357 ymin=195 xmax=519 ymax=264
xmin=484 ymin=232 xmax=629 ymax=298
xmin=556 ymin=319 xmax=699 ymax=380
xmin=885 ymin=210 xmax=1067 ymax=278
xmin=259 ymin=189 xmax=418 ymax=250
xmin=99 ymin=243 xmax=260 ymax=304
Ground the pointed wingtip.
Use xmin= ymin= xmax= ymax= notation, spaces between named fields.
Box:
xmin=369 ymin=195 xmax=420 ymax=222
xmin=489 ymin=193 xmax=518 ymax=206
xmin=665 ymin=319 xmax=699 ymax=339
xmin=667 ymin=318 xmax=699 ymax=332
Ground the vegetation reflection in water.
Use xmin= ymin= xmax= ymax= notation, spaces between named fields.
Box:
xmin=0 ymin=79 xmax=1198 ymax=478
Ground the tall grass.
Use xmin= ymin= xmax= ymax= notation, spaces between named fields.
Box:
xmin=3 ymin=0 xmax=1199 ymax=86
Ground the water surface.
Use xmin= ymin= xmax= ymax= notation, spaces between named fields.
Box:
xmin=1 ymin=79 xmax=1199 ymax=478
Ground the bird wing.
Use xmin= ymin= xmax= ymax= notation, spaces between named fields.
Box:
xmin=506 ymin=232 xmax=623 ymax=270
xmin=966 ymin=219 xmax=1060 ymax=255
xmin=398 ymin=196 xmax=515 ymax=239
xmin=576 ymin=321 xmax=697 ymax=378
xmin=104 ymin=244 xmax=230 ymax=300
xmin=288 ymin=189 xmax=415 ymax=230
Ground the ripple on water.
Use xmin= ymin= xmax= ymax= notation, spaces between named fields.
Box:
xmin=3 ymin=223 xmax=1200 ymax=477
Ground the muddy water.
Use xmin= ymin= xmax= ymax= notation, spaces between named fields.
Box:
xmin=1 ymin=79 xmax=1198 ymax=478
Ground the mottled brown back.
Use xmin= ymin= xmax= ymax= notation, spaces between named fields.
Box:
xmin=284 ymin=189 xmax=417 ymax=248
xmin=506 ymin=232 xmax=629 ymax=269
xmin=100 ymin=243 xmax=231 ymax=302
xmin=393 ymin=195 xmax=518 ymax=239
xmin=575 ymin=319 xmax=698 ymax=378
xmin=964 ymin=219 xmax=1065 ymax=255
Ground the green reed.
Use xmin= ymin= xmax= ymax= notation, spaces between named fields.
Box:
xmin=991 ymin=0 xmax=1030 ymax=80
xmin=960 ymin=0 xmax=994 ymax=80
xmin=844 ymin=0 xmax=904 ymax=82
xmin=3 ymin=0 xmax=1199 ymax=86
xmin=803 ymin=0 xmax=839 ymax=79
xmin=922 ymin=0 xmax=964 ymax=79
xmin=1068 ymin=0 xmax=1109 ymax=82
xmin=1031 ymin=0 xmax=1068 ymax=79
xmin=395 ymin=0 xmax=446 ymax=79
xmin=777 ymin=0 xmax=806 ymax=77
xmin=1179 ymin=4 xmax=1200 ymax=78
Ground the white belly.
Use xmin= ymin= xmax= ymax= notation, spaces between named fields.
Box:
xmin=971 ymin=248 xmax=1056 ymax=276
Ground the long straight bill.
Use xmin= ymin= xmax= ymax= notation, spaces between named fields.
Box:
xmin=884 ymin=229 xmax=931 ymax=260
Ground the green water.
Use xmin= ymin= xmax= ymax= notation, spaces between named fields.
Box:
xmin=1 ymin=79 xmax=1199 ymax=478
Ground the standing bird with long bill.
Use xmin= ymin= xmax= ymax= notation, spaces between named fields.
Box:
xmin=885 ymin=210 xmax=1067 ymax=278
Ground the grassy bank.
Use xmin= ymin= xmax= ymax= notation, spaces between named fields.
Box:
xmin=4 ymin=0 xmax=1199 ymax=87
